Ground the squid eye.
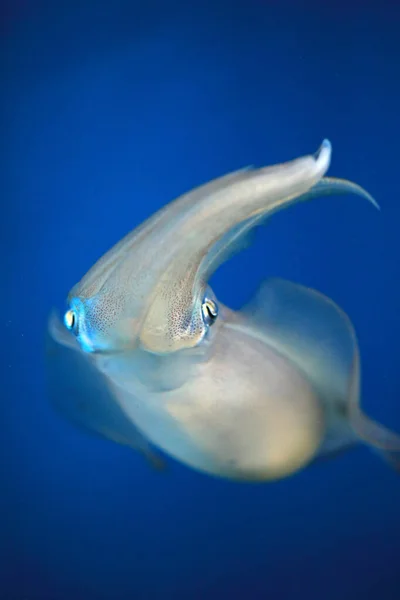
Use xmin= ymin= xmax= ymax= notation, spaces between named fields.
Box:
xmin=202 ymin=298 xmax=218 ymax=326
xmin=64 ymin=309 xmax=76 ymax=331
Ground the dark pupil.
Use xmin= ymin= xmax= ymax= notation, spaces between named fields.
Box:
xmin=205 ymin=303 xmax=217 ymax=323
xmin=206 ymin=305 xmax=215 ymax=319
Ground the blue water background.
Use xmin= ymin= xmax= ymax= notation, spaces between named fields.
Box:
xmin=2 ymin=1 xmax=400 ymax=599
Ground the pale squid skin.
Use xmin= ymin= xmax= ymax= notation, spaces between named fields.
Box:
xmin=47 ymin=140 xmax=400 ymax=481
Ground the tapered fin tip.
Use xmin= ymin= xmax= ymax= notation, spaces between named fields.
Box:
xmin=343 ymin=181 xmax=380 ymax=211
xmin=314 ymin=139 xmax=332 ymax=172
xmin=321 ymin=138 xmax=332 ymax=151
xmin=315 ymin=138 xmax=332 ymax=159
xmin=370 ymin=195 xmax=381 ymax=211
xmin=312 ymin=177 xmax=381 ymax=211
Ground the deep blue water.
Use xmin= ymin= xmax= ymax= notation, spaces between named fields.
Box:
xmin=2 ymin=1 xmax=400 ymax=599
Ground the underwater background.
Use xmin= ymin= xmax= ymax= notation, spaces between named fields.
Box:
xmin=2 ymin=1 xmax=400 ymax=599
